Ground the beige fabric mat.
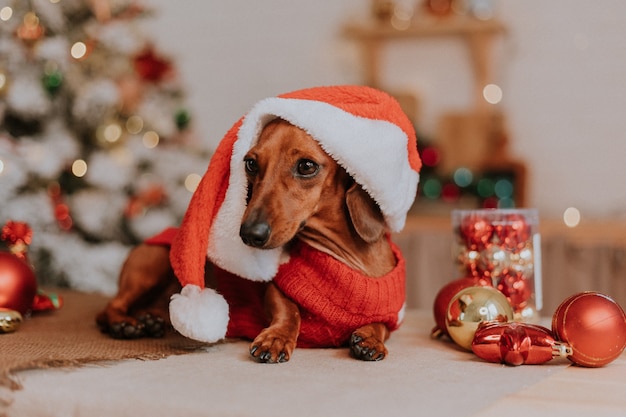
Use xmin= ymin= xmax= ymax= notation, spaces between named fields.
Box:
xmin=0 ymin=289 xmax=207 ymax=390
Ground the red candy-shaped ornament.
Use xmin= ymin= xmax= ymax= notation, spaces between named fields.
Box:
xmin=472 ymin=321 xmax=571 ymax=366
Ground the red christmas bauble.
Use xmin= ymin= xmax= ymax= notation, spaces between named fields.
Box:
xmin=0 ymin=252 xmax=37 ymax=315
xmin=432 ymin=276 xmax=491 ymax=337
xmin=496 ymin=271 xmax=532 ymax=312
xmin=494 ymin=213 xmax=531 ymax=251
xmin=459 ymin=213 xmax=493 ymax=250
xmin=552 ymin=292 xmax=626 ymax=367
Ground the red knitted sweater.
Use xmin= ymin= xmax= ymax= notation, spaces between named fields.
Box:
xmin=146 ymin=229 xmax=406 ymax=348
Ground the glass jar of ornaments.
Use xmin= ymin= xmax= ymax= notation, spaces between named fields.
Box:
xmin=451 ymin=208 xmax=541 ymax=322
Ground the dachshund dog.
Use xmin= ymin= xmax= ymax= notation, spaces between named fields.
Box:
xmin=97 ymin=119 xmax=397 ymax=362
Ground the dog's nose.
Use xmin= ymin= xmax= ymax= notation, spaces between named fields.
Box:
xmin=240 ymin=222 xmax=271 ymax=247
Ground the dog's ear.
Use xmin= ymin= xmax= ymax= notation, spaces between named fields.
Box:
xmin=346 ymin=183 xmax=386 ymax=243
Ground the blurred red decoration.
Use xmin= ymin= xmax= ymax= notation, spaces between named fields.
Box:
xmin=0 ymin=252 xmax=37 ymax=315
xmin=441 ymin=183 xmax=460 ymax=202
xmin=421 ymin=146 xmax=441 ymax=167
xmin=48 ymin=183 xmax=73 ymax=231
xmin=423 ymin=0 xmax=453 ymax=17
xmin=134 ymin=46 xmax=172 ymax=82
xmin=482 ymin=197 xmax=499 ymax=209
xmin=16 ymin=11 xmax=45 ymax=47
xmin=1 ymin=221 xmax=33 ymax=260
xmin=125 ymin=184 xmax=167 ymax=218
xmin=32 ymin=289 xmax=64 ymax=312
xmin=552 ymin=292 xmax=626 ymax=367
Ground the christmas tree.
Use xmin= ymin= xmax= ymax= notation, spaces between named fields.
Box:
xmin=0 ymin=0 xmax=210 ymax=294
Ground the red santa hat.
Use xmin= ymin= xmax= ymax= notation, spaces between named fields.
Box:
xmin=168 ymin=85 xmax=421 ymax=343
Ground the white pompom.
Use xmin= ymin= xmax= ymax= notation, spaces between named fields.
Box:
xmin=169 ymin=285 xmax=229 ymax=343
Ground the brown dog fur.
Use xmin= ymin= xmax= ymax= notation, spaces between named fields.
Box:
xmin=97 ymin=119 xmax=396 ymax=362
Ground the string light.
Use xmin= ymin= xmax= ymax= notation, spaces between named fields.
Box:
xmin=390 ymin=6 xmax=412 ymax=31
xmin=126 ymin=115 xmax=144 ymax=134
xmin=494 ymin=178 xmax=513 ymax=199
xmin=184 ymin=173 xmax=202 ymax=192
xmin=422 ymin=177 xmax=442 ymax=199
xmin=483 ymin=83 xmax=503 ymax=104
xmin=70 ymin=42 xmax=87 ymax=59
xmin=142 ymin=131 xmax=159 ymax=148
xmin=453 ymin=167 xmax=473 ymax=188
xmin=563 ymin=207 xmax=581 ymax=228
xmin=72 ymin=159 xmax=88 ymax=177
xmin=476 ymin=178 xmax=495 ymax=198
xmin=103 ymin=122 xmax=122 ymax=143
xmin=96 ymin=122 xmax=123 ymax=145
xmin=0 ymin=6 xmax=12 ymax=21
xmin=421 ymin=146 xmax=440 ymax=167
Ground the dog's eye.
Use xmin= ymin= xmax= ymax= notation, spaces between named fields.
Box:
xmin=296 ymin=159 xmax=319 ymax=177
xmin=244 ymin=158 xmax=259 ymax=176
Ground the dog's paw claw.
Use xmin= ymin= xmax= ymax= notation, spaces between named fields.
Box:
xmin=250 ymin=347 xmax=278 ymax=363
xmin=249 ymin=339 xmax=293 ymax=364
xmin=109 ymin=322 xmax=146 ymax=339
xmin=349 ymin=332 xmax=386 ymax=361
xmin=137 ymin=314 xmax=165 ymax=338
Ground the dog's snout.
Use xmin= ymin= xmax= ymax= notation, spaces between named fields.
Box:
xmin=240 ymin=221 xmax=271 ymax=247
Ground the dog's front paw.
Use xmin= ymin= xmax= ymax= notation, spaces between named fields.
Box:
xmin=350 ymin=331 xmax=387 ymax=361
xmin=105 ymin=319 xmax=146 ymax=339
xmin=136 ymin=313 xmax=166 ymax=338
xmin=96 ymin=310 xmax=166 ymax=339
xmin=249 ymin=328 xmax=296 ymax=363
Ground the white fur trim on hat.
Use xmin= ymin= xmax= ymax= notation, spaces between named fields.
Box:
xmin=169 ymin=285 xmax=230 ymax=343
xmin=207 ymin=96 xmax=419 ymax=281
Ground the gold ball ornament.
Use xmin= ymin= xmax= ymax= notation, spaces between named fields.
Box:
xmin=446 ymin=286 xmax=514 ymax=350
xmin=0 ymin=308 xmax=22 ymax=333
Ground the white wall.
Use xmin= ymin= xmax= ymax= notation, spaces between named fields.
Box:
xmin=144 ymin=0 xmax=626 ymax=219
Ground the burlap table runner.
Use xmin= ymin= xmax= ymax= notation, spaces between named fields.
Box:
xmin=0 ymin=289 xmax=207 ymax=389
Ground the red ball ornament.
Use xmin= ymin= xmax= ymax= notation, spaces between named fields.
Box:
xmin=478 ymin=243 xmax=509 ymax=278
xmin=432 ymin=276 xmax=491 ymax=338
xmin=552 ymin=292 xmax=626 ymax=367
xmin=459 ymin=213 xmax=493 ymax=250
xmin=494 ymin=213 xmax=531 ymax=251
xmin=0 ymin=252 xmax=37 ymax=315
xmin=496 ymin=271 xmax=532 ymax=312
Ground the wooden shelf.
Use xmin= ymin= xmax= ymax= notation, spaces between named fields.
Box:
xmin=343 ymin=16 xmax=506 ymax=111
xmin=343 ymin=16 xmax=505 ymax=39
